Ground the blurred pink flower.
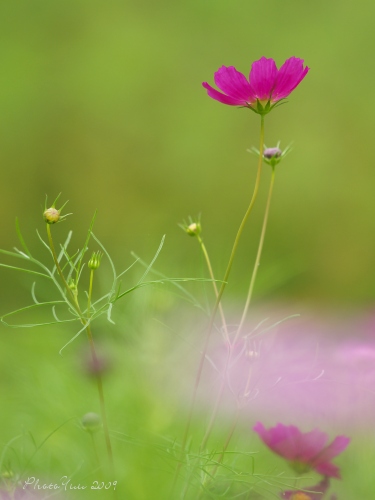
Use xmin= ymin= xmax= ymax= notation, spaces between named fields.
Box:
xmin=202 ymin=57 xmax=309 ymax=111
xmin=253 ymin=422 xmax=350 ymax=478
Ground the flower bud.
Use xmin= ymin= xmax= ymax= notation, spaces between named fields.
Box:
xmin=186 ymin=222 xmax=201 ymax=237
xmin=88 ymin=251 xmax=103 ymax=270
xmin=249 ymin=142 xmax=291 ymax=169
xmin=263 ymin=147 xmax=282 ymax=159
xmin=43 ymin=194 xmax=70 ymax=224
xmin=179 ymin=217 xmax=202 ymax=238
xmin=1 ymin=470 xmax=14 ymax=479
xmin=43 ymin=207 xmax=60 ymax=224
xmin=81 ymin=412 xmax=101 ymax=432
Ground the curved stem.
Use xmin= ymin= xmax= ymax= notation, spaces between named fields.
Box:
xmin=171 ymin=116 xmax=265 ymax=494
xmin=196 ymin=234 xmax=228 ymax=342
xmin=46 ymin=224 xmax=114 ymax=474
xmin=233 ymin=165 xmax=276 ymax=345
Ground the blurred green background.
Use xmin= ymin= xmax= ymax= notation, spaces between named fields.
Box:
xmin=1 ymin=0 xmax=375 ymax=308
xmin=1 ymin=1 xmax=375 ymax=498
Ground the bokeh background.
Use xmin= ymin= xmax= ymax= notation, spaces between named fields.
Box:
xmin=1 ymin=0 xmax=375 ymax=307
xmin=1 ymin=0 xmax=375 ymax=498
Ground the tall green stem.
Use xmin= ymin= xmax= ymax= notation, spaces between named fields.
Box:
xmin=86 ymin=269 xmax=114 ymax=473
xmin=171 ymin=116 xmax=265 ymax=494
xmin=233 ymin=165 xmax=276 ymax=345
xmin=46 ymin=224 xmax=114 ymax=474
xmin=196 ymin=234 xmax=228 ymax=342
xmin=203 ymin=167 xmax=277 ymax=486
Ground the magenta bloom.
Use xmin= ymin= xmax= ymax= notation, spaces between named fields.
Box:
xmin=202 ymin=57 xmax=309 ymax=113
xmin=253 ymin=422 xmax=350 ymax=479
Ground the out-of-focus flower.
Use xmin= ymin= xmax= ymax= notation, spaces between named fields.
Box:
xmin=253 ymin=422 xmax=350 ymax=478
xmin=81 ymin=412 xmax=101 ymax=432
xmin=202 ymin=57 xmax=309 ymax=114
xmin=0 ymin=487 xmax=58 ymax=499
xmin=281 ymin=477 xmax=334 ymax=499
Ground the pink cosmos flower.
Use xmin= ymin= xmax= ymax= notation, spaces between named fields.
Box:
xmin=253 ymin=422 xmax=350 ymax=479
xmin=202 ymin=57 xmax=309 ymax=113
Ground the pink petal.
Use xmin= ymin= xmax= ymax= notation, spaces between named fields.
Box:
xmin=315 ymin=461 xmax=341 ymax=479
xmin=254 ymin=422 xmax=300 ymax=460
xmin=202 ymin=82 xmax=247 ymax=106
xmin=249 ymin=57 xmax=278 ymax=101
xmin=294 ymin=428 xmax=329 ymax=462
xmin=272 ymin=57 xmax=309 ymax=101
xmin=214 ymin=66 xmax=255 ymax=103
xmin=313 ymin=435 xmax=351 ymax=464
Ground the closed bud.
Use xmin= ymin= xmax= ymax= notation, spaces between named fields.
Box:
xmin=179 ymin=217 xmax=202 ymax=237
xmin=81 ymin=412 xmax=101 ymax=432
xmin=186 ymin=222 xmax=201 ymax=237
xmin=43 ymin=207 xmax=60 ymax=224
xmin=43 ymin=194 xmax=70 ymax=224
xmin=249 ymin=142 xmax=292 ymax=168
xmin=88 ymin=251 xmax=103 ymax=270
xmin=263 ymin=147 xmax=282 ymax=159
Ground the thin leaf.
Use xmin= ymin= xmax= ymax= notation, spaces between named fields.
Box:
xmin=3 ymin=318 xmax=79 ymax=328
xmin=20 ymin=417 xmax=76 ymax=475
xmin=31 ymin=282 xmax=39 ymax=304
xmin=52 ymin=230 xmax=73 ymax=276
xmin=0 ymin=248 xmax=30 ymax=260
xmin=15 ymin=218 xmax=32 ymax=257
xmin=131 ymin=251 xmax=204 ymax=311
xmin=75 ymin=211 xmax=97 ymax=283
xmin=1 ymin=300 xmax=69 ymax=320
xmin=250 ymin=313 xmax=300 ymax=339
xmin=0 ymin=263 xmax=52 ymax=279
xmin=114 ymin=278 xmax=222 ymax=301
xmin=116 ymin=257 xmax=140 ymax=279
xmin=106 ymin=302 xmax=115 ymax=324
xmin=0 ymin=435 xmax=23 ymax=471
xmin=91 ymin=232 xmax=117 ymax=290
xmin=59 ymin=321 xmax=91 ymax=355
xmin=137 ymin=235 xmax=165 ymax=284
xmin=36 ymin=229 xmax=52 ymax=254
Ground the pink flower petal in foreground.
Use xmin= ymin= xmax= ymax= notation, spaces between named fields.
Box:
xmin=203 ymin=56 xmax=309 ymax=114
xmin=253 ymin=422 xmax=350 ymax=479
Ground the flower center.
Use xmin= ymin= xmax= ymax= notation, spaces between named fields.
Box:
xmin=290 ymin=493 xmax=312 ymax=500
xmin=289 ymin=460 xmax=311 ymax=475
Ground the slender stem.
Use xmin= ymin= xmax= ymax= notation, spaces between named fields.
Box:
xmin=209 ymin=409 xmax=240 ymax=479
xmin=87 ymin=269 xmax=94 ymax=316
xmin=201 ymin=167 xmax=277 ymax=490
xmin=86 ymin=269 xmax=114 ymax=473
xmin=233 ymin=165 xmax=276 ymax=346
xmin=90 ymin=432 xmax=101 ymax=467
xmin=86 ymin=323 xmax=114 ymax=472
xmin=171 ymin=116 xmax=265 ymax=494
xmin=46 ymin=224 xmax=114 ymax=474
xmin=196 ymin=234 xmax=228 ymax=342
xmin=46 ymin=224 xmax=77 ymax=307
